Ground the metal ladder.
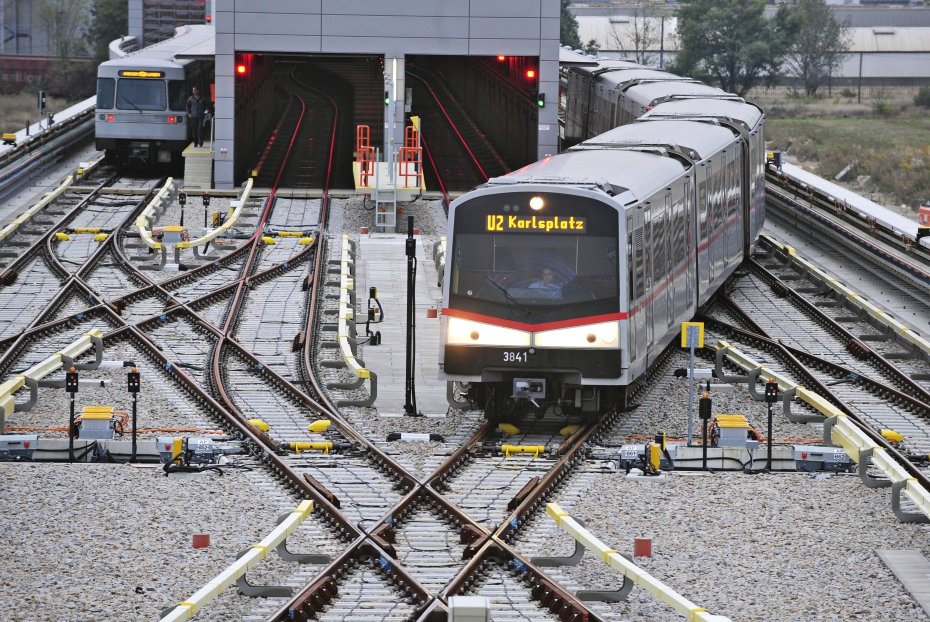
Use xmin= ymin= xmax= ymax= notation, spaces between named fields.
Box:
xmin=374 ymin=153 xmax=397 ymax=229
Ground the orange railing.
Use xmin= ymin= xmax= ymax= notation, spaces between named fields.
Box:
xmin=399 ymin=125 xmax=422 ymax=188
xmin=356 ymin=125 xmax=374 ymax=187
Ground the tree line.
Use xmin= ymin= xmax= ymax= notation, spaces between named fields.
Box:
xmin=561 ymin=0 xmax=852 ymax=97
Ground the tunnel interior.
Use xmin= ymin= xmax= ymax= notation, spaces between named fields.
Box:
xmin=232 ymin=53 xmax=539 ymax=192
xmin=406 ymin=55 xmax=540 ymax=193
xmin=234 ymin=53 xmax=384 ymax=190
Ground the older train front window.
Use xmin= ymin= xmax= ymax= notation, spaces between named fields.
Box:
xmin=448 ymin=192 xmax=620 ymax=322
xmin=117 ymin=78 xmax=167 ymax=111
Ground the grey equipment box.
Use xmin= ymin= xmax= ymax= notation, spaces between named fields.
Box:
xmin=448 ymin=595 xmax=490 ymax=622
xmin=793 ymin=445 xmax=855 ymax=472
xmin=157 ymin=436 xmax=216 ymax=465
xmin=0 ymin=434 xmax=38 ymax=459
xmin=612 ymin=444 xmax=677 ymax=470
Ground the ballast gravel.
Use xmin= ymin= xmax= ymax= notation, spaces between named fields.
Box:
xmin=0 ymin=462 xmax=334 ymax=622
xmin=520 ymin=470 xmax=930 ymax=622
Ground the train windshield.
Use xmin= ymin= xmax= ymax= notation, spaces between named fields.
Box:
xmin=450 ymin=192 xmax=620 ymax=323
xmin=117 ymin=78 xmax=167 ymax=111
xmin=96 ymin=78 xmax=115 ymax=109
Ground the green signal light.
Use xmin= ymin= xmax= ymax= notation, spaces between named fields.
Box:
xmin=537 ymin=93 xmax=546 ymax=108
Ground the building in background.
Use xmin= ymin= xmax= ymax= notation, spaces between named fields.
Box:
xmin=128 ymin=0 xmax=212 ymax=48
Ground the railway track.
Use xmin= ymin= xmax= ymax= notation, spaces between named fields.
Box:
xmin=11 ymin=81 xmax=930 ymax=622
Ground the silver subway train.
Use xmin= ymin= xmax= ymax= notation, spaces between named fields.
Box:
xmin=439 ymin=59 xmax=765 ymax=422
xmin=95 ymin=25 xmax=214 ymax=166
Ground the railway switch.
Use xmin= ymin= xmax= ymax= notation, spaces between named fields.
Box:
xmin=0 ymin=435 xmax=38 ymax=460
xmin=793 ymin=445 xmax=854 ymax=473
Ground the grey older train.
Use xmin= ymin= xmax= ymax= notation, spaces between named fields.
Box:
xmin=95 ymin=25 xmax=215 ymax=167
xmin=439 ymin=58 xmax=766 ymax=422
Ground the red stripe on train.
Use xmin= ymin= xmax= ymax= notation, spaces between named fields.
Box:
xmin=441 ymin=308 xmax=628 ymax=332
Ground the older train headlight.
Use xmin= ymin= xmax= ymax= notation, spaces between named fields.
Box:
xmin=446 ymin=317 xmax=531 ymax=346
xmin=534 ymin=321 xmax=619 ymax=349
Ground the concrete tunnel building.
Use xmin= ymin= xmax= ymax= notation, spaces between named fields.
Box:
xmin=211 ymin=0 xmax=561 ymax=189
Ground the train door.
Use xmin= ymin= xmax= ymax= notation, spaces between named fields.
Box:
xmin=627 ymin=215 xmax=636 ymax=363
xmin=696 ymin=164 xmax=711 ymax=304
xmin=729 ymin=148 xmax=743 ymax=268
xmin=631 ymin=211 xmax=647 ymax=367
xmin=705 ymin=162 xmax=715 ymax=285
xmin=580 ymin=77 xmax=591 ymax=140
xmin=712 ymin=154 xmax=725 ymax=281
xmin=682 ymin=177 xmax=694 ymax=317
xmin=664 ymin=192 xmax=675 ymax=328
xmin=644 ymin=204 xmax=654 ymax=354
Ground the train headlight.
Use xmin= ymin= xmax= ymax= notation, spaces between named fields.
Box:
xmin=447 ymin=317 xmax=530 ymax=347
xmin=534 ymin=321 xmax=619 ymax=349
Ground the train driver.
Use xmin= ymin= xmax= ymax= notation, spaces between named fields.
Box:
xmin=528 ymin=268 xmax=562 ymax=297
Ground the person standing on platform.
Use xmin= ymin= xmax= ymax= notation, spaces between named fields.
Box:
xmin=186 ymin=87 xmax=205 ymax=148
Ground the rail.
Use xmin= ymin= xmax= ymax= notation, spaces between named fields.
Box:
xmin=0 ymin=329 xmax=102 ymax=430
xmin=0 ymin=175 xmax=74 ymax=245
xmin=546 ymin=503 xmax=732 ymax=622
xmin=758 ymin=233 xmax=930 ymax=359
xmin=0 ymin=97 xmax=96 ymax=171
xmin=322 ymin=235 xmax=377 ymax=407
xmin=715 ymin=338 xmax=930 ymax=522
xmin=159 ymin=500 xmax=315 ymax=622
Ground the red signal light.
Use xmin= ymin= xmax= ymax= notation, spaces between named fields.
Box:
xmin=106 ymin=114 xmax=114 ymax=121
xmin=206 ymin=15 xmax=211 ymax=22
xmin=168 ymin=116 xmax=176 ymax=123
xmin=236 ymin=64 xmax=246 ymax=74
xmin=498 ymin=55 xmax=506 ymax=61
xmin=526 ymin=69 xmax=536 ymax=79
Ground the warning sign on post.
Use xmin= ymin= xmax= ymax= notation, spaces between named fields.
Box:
xmin=680 ymin=322 xmax=704 ymax=349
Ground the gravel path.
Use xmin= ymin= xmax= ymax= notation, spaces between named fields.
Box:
xmin=518 ymin=470 xmax=930 ymax=622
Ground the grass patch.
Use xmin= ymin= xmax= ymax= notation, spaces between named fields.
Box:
xmin=766 ymin=117 xmax=930 ymax=208
xmin=0 ymin=92 xmax=85 ymax=135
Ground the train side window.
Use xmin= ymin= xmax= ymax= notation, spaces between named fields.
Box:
xmin=683 ymin=178 xmax=692 ymax=254
xmin=653 ymin=204 xmax=667 ymax=281
xmin=96 ymin=78 xmax=115 ymax=109
xmin=634 ymin=225 xmax=645 ymax=298
xmin=698 ymin=179 xmax=708 ymax=239
xmin=168 ymin=81 xmax=187 ymax=111
xmin=673 ymin=196 xmax=685 ymax=264
xmin=713 ymin=166 xmax=724 ymax=230
xmin=731 ymin=151 xmax=741 ymax=216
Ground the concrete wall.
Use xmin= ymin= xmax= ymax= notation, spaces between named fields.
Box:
xmin=213 ymin=0 xmax=559 ymax=188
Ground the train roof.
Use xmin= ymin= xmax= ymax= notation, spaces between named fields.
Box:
xmin=571 ymin=59 xmax=645 ymax=77
xmin=598 ymin=69 xmax=694 ymax=91
xmin=641 ymin=99 xmax=764 ymax=131
xmin=577 ymin=120 xmax=739 ymax=161
xmin=624 ymin=81 xmax=738 ymax=107
xmin=100 ymin=24 xmax=215 ymax=69
xmin=489 ymin=149 xmax=686 ymax=206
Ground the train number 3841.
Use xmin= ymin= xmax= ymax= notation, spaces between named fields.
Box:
xmin=503 ymin=351 xmax=528 ymax=363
